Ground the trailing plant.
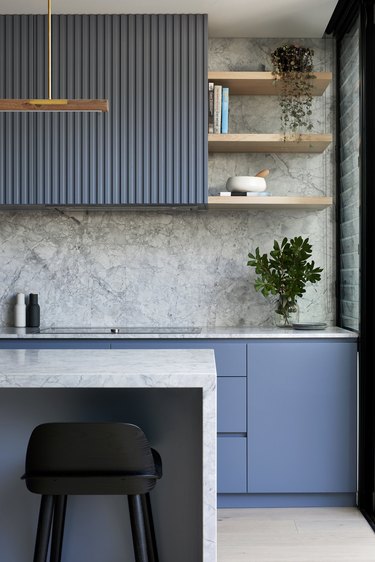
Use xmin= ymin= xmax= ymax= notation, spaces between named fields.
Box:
xmin=271 ymin=44 xmax=315 ymax=138
xmin=247 ymin=237 xmax=323 ymax=326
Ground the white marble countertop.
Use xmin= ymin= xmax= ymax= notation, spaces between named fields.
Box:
xmin=0 ymin=348 xmax=216 ymax=387
xmin=0 ymin=348 xmax=217 ymax=562
xmin=0 ymin=326 xmax=358 ymax=339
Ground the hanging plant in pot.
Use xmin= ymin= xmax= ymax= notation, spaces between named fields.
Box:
xmin=271 ymin=44 xmax=315 ymax=139
xmin=247 ymin=237 xmax=323 ymax=327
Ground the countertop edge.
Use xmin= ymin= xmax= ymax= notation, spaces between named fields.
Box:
xmin=0 ymin=327 xmax=358 ymax=340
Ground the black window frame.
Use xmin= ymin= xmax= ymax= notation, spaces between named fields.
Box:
xmin=327 ymin=0 xmax=375 ymax=528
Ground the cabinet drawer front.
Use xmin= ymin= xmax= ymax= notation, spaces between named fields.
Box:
xmin=218 ymin=437 xmax=247 ymax=493
xmin=218 ymin=377 xmax=246 ymax=433
xmin=213 ymin=343 xmax=246 ymax=377
xmin=111 ymin=341 xmax=247 ymax=377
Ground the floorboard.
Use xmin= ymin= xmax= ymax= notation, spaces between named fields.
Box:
xmin=218 ymin=508 xmax=375 ymax=562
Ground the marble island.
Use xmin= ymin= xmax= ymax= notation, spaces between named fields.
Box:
xmin=0 ymin=348 xmax=217 ymax=562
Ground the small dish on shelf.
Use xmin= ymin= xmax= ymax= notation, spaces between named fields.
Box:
xmin=292 ymin=322 xmax=327 ymax=330
xmin=226 ymin=176 xmax=266 ymax=193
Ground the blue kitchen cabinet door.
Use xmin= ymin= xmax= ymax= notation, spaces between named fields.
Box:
xmin=217 ymin=377 xmax=246 ymax=433
xmin=247 ymin=341 xmax=357 ymax=493
xmin=217 ymin=437 xmax=247 ymax=493
xmin=0 ymin=14 xmax=207 ymax=206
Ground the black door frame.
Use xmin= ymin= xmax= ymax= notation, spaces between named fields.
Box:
xmin=327 ymin=0 xmax=375 ymax=527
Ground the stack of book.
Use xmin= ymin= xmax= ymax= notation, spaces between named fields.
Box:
xmin=208 ymin=83 xmax=229 ymax=134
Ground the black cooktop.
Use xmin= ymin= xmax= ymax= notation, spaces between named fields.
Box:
xmin=38 ymin=327 xmax=201 ymax=335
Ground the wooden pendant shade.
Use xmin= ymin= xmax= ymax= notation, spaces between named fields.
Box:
xmin=0 ymin=99 xmax=109 ymax=112
xmin=0 ymin=1 xmax=109 ymax=113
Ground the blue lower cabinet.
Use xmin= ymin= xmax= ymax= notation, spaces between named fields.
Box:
xmin=247 ymin=341 xmax=357 ymax=494
xmin=217 ymin=436 xmax=247 ymax=493
xmin=217 ymin=377 xmax=246 ymax=433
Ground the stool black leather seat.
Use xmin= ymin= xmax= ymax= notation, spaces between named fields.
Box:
xmin=23 ymin=422 xmax=162 ymax=562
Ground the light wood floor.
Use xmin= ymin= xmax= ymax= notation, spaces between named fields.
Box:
xmin=218 ymin=508 xmax=375 ymax=562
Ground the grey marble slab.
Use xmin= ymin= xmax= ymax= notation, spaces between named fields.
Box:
xmin=0 ymin=326 xmax=357 ymax=339
xmin=0 ymin=348 xmax=217 ymax=562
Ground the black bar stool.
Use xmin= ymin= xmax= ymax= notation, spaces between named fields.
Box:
xmin=23 ymin=422 xmax=162 ymax=562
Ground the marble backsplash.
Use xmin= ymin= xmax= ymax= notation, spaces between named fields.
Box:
xmin=0 ymin=37 xmax=335 ymax=328
xmin=0 ymin=207 xmax=334 ymax=327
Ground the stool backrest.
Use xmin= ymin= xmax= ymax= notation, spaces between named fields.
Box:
xmin=25 ymin=423 xmax=157 ymax=476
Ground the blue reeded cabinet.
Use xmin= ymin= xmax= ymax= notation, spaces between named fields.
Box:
xmin=0 ymin=14 xmax=207 ymax=206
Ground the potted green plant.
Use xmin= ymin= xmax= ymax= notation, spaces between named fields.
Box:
xmin=270 ymin=44 xmax=315 ymax=139
xmin=247 ymin=236 xmax=323 ymax=327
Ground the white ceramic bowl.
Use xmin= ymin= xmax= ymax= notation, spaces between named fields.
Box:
xmin=226 ymin=176 xmax=267 ymax=193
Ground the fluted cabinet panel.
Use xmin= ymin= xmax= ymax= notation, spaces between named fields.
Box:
xmin=0 ymin=14 xmax=208 ymax=206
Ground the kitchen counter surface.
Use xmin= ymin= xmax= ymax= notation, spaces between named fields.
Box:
xmin=0 ymin=348 xmax=216 ymax=387
xmin=0 ymin=347 xmax=216 ymax=562
xmin=0 ymin=326 xmax=358 ymax=339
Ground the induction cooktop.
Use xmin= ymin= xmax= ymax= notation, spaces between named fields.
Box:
xmin=38 ymin=327 xmax=201 ymax=334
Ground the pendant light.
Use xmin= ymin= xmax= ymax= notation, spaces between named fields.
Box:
xmin=0 ymin=0 xmax=108 ymax=112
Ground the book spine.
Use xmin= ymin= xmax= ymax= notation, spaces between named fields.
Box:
xmin=208 ymin=82 xmax=214 ymax=134
xmin=221 ymin=87 xmax=229 ymax=134
xmin=213 ymin=85 xmax=222 ymax=134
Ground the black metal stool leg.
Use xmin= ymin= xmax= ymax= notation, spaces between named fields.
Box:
xmin=141 ymin=493 xmax=159 ymax=562
xmin=128 ymin=495 xmax=149 ymax=562
xmin=49 ymin=495 xmax=67 ymax=562
xmin=33 ymin=495 xmax=54 ymax=562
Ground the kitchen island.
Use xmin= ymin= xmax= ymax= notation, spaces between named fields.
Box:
xmin=0 ymin=348 xmax=217 ymax=562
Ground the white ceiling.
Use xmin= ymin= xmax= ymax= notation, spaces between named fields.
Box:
xmin=0 ymin=0 xmax=337 ymax=37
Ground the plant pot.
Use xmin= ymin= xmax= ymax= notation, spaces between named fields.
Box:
xmin=272 ymin=45 xmax=313 ymax=73
xmin=272 ymin=298 xmax=299 ymax=328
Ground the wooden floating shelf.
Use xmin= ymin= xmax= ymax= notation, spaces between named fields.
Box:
xmin=208 ymin=196 xmax=333 ymax=210
xmin=208 ymin=71 xmax=332 ymax=96
xmin=208 ymin=134 xmax=332 ymax=154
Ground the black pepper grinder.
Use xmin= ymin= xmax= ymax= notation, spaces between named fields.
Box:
xmin=27 ymin=293 xmax=40 ymax=328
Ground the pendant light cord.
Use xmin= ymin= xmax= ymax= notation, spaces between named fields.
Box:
xmin=0 ymin=0 xmax=108 ymax=111
xmin=48 ymin=0 xmax=52 ymax=100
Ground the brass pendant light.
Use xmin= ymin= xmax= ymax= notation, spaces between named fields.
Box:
xmin=0 ymin=0 xmax=108 ymax=112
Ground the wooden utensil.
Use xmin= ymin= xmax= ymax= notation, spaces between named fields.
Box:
xmin=255 ymin=169 xmax=270 ymax=178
